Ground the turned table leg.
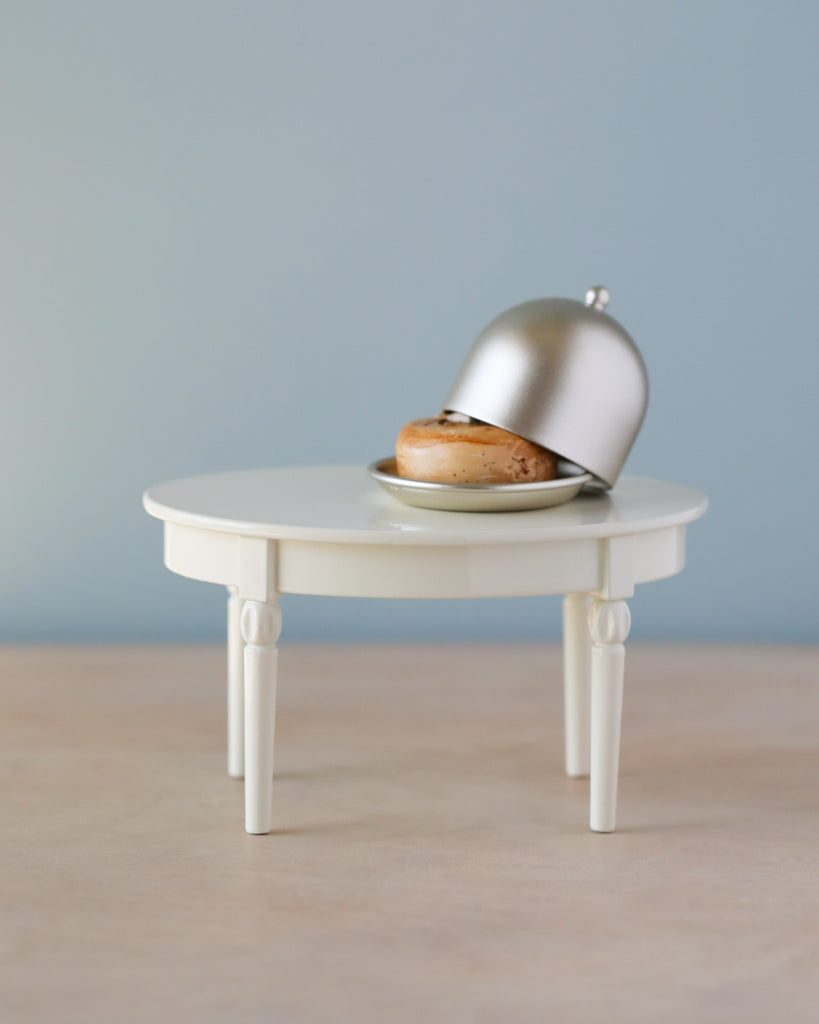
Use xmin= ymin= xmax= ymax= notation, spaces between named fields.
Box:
xmin=562 ymin=592 xmax=592 ymax=778
xmin=588 ymin=598 xmax=631 ymax=833
xmin=241 ymin=596 xmax=282 ymax=834
xmin=226 ymin=587 xmax=245 ymax=779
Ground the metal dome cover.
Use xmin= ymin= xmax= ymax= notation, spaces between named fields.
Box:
xmin=443 ymin=287 xmax=648 ymax=489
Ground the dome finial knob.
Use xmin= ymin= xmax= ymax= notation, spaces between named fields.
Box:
xmin=585 ymin=285 xmax=611 ymax=311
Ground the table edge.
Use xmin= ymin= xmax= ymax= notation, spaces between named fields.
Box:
xmin=143 ymin=476 xmax=708 ymax=546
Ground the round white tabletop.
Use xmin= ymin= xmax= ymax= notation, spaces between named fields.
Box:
xmin=144 ymin=465 xmax=707 ymax=545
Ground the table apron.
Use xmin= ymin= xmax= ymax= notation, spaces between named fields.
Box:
xmin=163 ymin=523 xmax=686 ymax=599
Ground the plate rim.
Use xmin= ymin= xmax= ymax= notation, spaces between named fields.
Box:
xmin=367 ymin=456 xmax=593 ymax=495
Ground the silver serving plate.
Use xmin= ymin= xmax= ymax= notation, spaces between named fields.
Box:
xmin=367 ymin=457 xmax=593 ymax=513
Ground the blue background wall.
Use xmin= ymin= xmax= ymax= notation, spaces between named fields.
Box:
xmin=2 ymin=1 xmax=817 ymax=642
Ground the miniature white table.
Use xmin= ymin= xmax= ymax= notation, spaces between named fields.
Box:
xmin=143 ymin=466 xmax=707 ymax=835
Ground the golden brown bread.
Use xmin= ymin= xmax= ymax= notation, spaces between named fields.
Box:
xmin=395 ymin=416 xmax=557 ymax=484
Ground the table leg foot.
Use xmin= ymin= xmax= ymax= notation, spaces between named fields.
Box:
xmin=562 ymin=592 xmax=592 ymax=778
xmin=241 ymin=597 xmax=282 ymax=835
xmin=227 ymin=587 xmax=245 ymax=779
xmin=588 ymin=598 xmax=631 ymax=833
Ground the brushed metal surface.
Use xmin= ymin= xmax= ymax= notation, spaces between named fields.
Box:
xmin=443 ymin=289 xmax=648 ymax=488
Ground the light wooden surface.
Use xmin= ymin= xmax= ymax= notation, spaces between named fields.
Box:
xmin=1 ymin=643 xmax=817 ymax=1023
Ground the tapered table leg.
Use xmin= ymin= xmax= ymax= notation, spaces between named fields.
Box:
xmin=241 ymin=597 xmax=282 ymax=835
xmin=226 ymin=587 xmax=244 ymax=779
xmin=588 ymin=598 xmax=631 ymax=833
xmin=563 ymin=592 xmax=592 ymax=778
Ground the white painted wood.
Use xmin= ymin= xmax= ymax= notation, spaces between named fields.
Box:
xmin=163 ymin=524 xmax=688 ymax=600
xmin=241 ymin=597 xmax=282 ymax=835
xmin=145 ymin=468 xmax=708 ymax=545
xmin=278 ymin=537 xmax=599 ymax=598
xmin=563 ymin=593 xmax=592 ymax=778
xmin=588 ymin=598 xmax=632 ymax=833
xmin=632 ymin=525 xmax=685 ymax=584
xmin=226 ymin=587 xmax=244 ymax=779
xmin=164 ymin=522 xmax=238 ymax=585
xmin=239 ymin=536 xmax=279 ymax=603
xmin=143 ymin=466 xmax=707 ymax=834
xmin=598 ymin=535 xmax=635 ymax=600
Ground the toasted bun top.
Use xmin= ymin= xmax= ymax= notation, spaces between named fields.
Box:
xmin=398 ymin=416 xmax=541 ymax=450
